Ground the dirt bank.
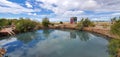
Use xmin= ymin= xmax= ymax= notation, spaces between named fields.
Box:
xmin=0 ymin=23 xmax=118 ymax=39
xmin=83 ymin=27 xmax=119 ymax=39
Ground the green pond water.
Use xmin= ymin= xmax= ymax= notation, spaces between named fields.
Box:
xmin=0 ymin=29 xmax=109 ymax=57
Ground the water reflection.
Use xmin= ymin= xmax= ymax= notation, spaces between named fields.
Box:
xmin=16 ymin=32 xmax=37 ymax=43
xmin=0 ymin=37 xmax=23 ymax=53
xmin=0 ymin=29 xmax=109 ymax=57
xmin=69 ymin=30 xmax=90 ymax=41
xmin=76 ymin=31 xmax=90 ymax=41
xmin=70 ymin=31 xmax=76 ymax=39
xmin=43 ymin=29 xmax=53 ymax=38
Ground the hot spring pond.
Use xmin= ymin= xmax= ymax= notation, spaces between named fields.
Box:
xmin=0 ymin=29 xmax=109 ymax=57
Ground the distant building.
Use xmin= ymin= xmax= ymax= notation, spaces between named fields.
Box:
xmin=70 ymin=17 xmax=77 ymax=24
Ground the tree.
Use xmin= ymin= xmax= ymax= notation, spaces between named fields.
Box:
xmin=42 ymin=17 xmax=50 ymax=27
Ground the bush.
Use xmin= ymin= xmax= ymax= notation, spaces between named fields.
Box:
xmin=77 ymin=18 xmax=95 ymax=28
xmin=82 ymin=18 xmax=92 ymax=27
xmin=89 ymin=22 xmax=95 ymax=27
xmin=60 ymin=21 xmax=63 ymax=24
xmin=51 ymin=23 xmax=54 ymax=26
xmin=15 ymin=19 xmax=38 ymax=32
xmin=0 ymin=18 xmax=40 ymax=32
xmin=111 ymin=19 xmax=120 ymax=37
xmin=109 ymin=39 xmax=120 ymax=57
xmin=0 ymin=19 xmax=11 ymax=26
xmin=109 ymin=18 xmax=120 ymax=57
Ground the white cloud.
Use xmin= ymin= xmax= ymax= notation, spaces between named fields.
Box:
xmin=112 ymin=13 xmax=120 ymax=16
xmin=37 ymin=0 xmax=100 ymax=13
xmin=0 ymin=0 xmax=37 ymax=14
xmin=0 ymin=0 xmax=120 ymax=21
xmin=0 ymin=6 xmax=34 ymax=14
xmin=36 ymin=0 xmax=98 ymax=20
xmin=25 ymin=1 xmax=33 ymax=8
xmin=28 ymin=12 xmax=32 ymax=15
xmin=94 ymin=0 xmax=120 ymax=12
xmin=35 ymin=0 xmax=120 ymax=21
xmin=33 ymin=13 xmax=37 ymax=16
xmin=37 ymin=0 xmax=120 ymax=13
xmin=28 ymin=13 xmax=37 ymax=16
xmin=63 ymin=11 xmax=84 ymax=17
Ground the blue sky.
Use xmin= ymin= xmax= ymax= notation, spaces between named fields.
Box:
xmin=0 ymin=0 xmax=120 ymax=22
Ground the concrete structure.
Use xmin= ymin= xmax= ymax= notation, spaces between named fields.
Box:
xmin=70 ymin=17 xmax=77 ymax=24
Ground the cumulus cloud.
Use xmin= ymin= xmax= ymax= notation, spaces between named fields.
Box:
xmin=0 ymin=0 xmax=120 ymax=21
xmin=35 ymin=0 xmax=120 ymax=21
xmin=37 ymin=0 xmax=99 ymax=13
xmin=112 ymin=13 xmax=120 ymax=16
xmin=25 ymin=1 xmax=33 ymax=8
xmin=37 ymin=0 xmax=120 ymax=12
xmin=28 ymin=13 xmax=37 ymax=16
xmin=0 ymin=0 xmax=36 ymax=14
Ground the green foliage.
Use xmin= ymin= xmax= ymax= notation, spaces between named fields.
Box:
xmin=111 ymin=19 xmax=120 ymax=36
xmin=0 ymin=18 xmax=18 ymax=27
xmin=89 ymin=22 xmax=95 ymax=27
xmin=77 ymin=18 xmax=95 ymax=28
xmin=15 ymin=19 xmax=39 ymax=32
xmin=82 ymin=18 xmax=91 ymax=27
xmin=0 ymin=18 xmax=40 ymax=32
xmin=109 ymin=18 xmax=120 ymax=57
xmin=42 ymin=17 xmax=50 ymax=27
xmin=109 ymin=39 xmax=120 ymax=57
xmin=0 ymin=18 xmax=11 ymax=26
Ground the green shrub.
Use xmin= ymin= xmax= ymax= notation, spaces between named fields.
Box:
xmin=82 ymin=18 xmax=91 ymax=27
xmin=60 ymin=21 xmax=63 ymax=24
xmin=109 ymin=39 xmax=120 ymax=57
xmin=109 ymin=18 xmax=120 ymax=57
xmin=0 ymin=19 xmax=11 ymax=26
xmin=77 ymin=18 xmax=95 ymax=28
xmin=111 ymin=19 xmax=120 ymax=37
xmin=51 ymin=23 xmax=54 ymax=26
xmin=89 ymin=22 xmax=95 ymax=27
xmin=15 ymin=19 xmax=38 ymax=32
